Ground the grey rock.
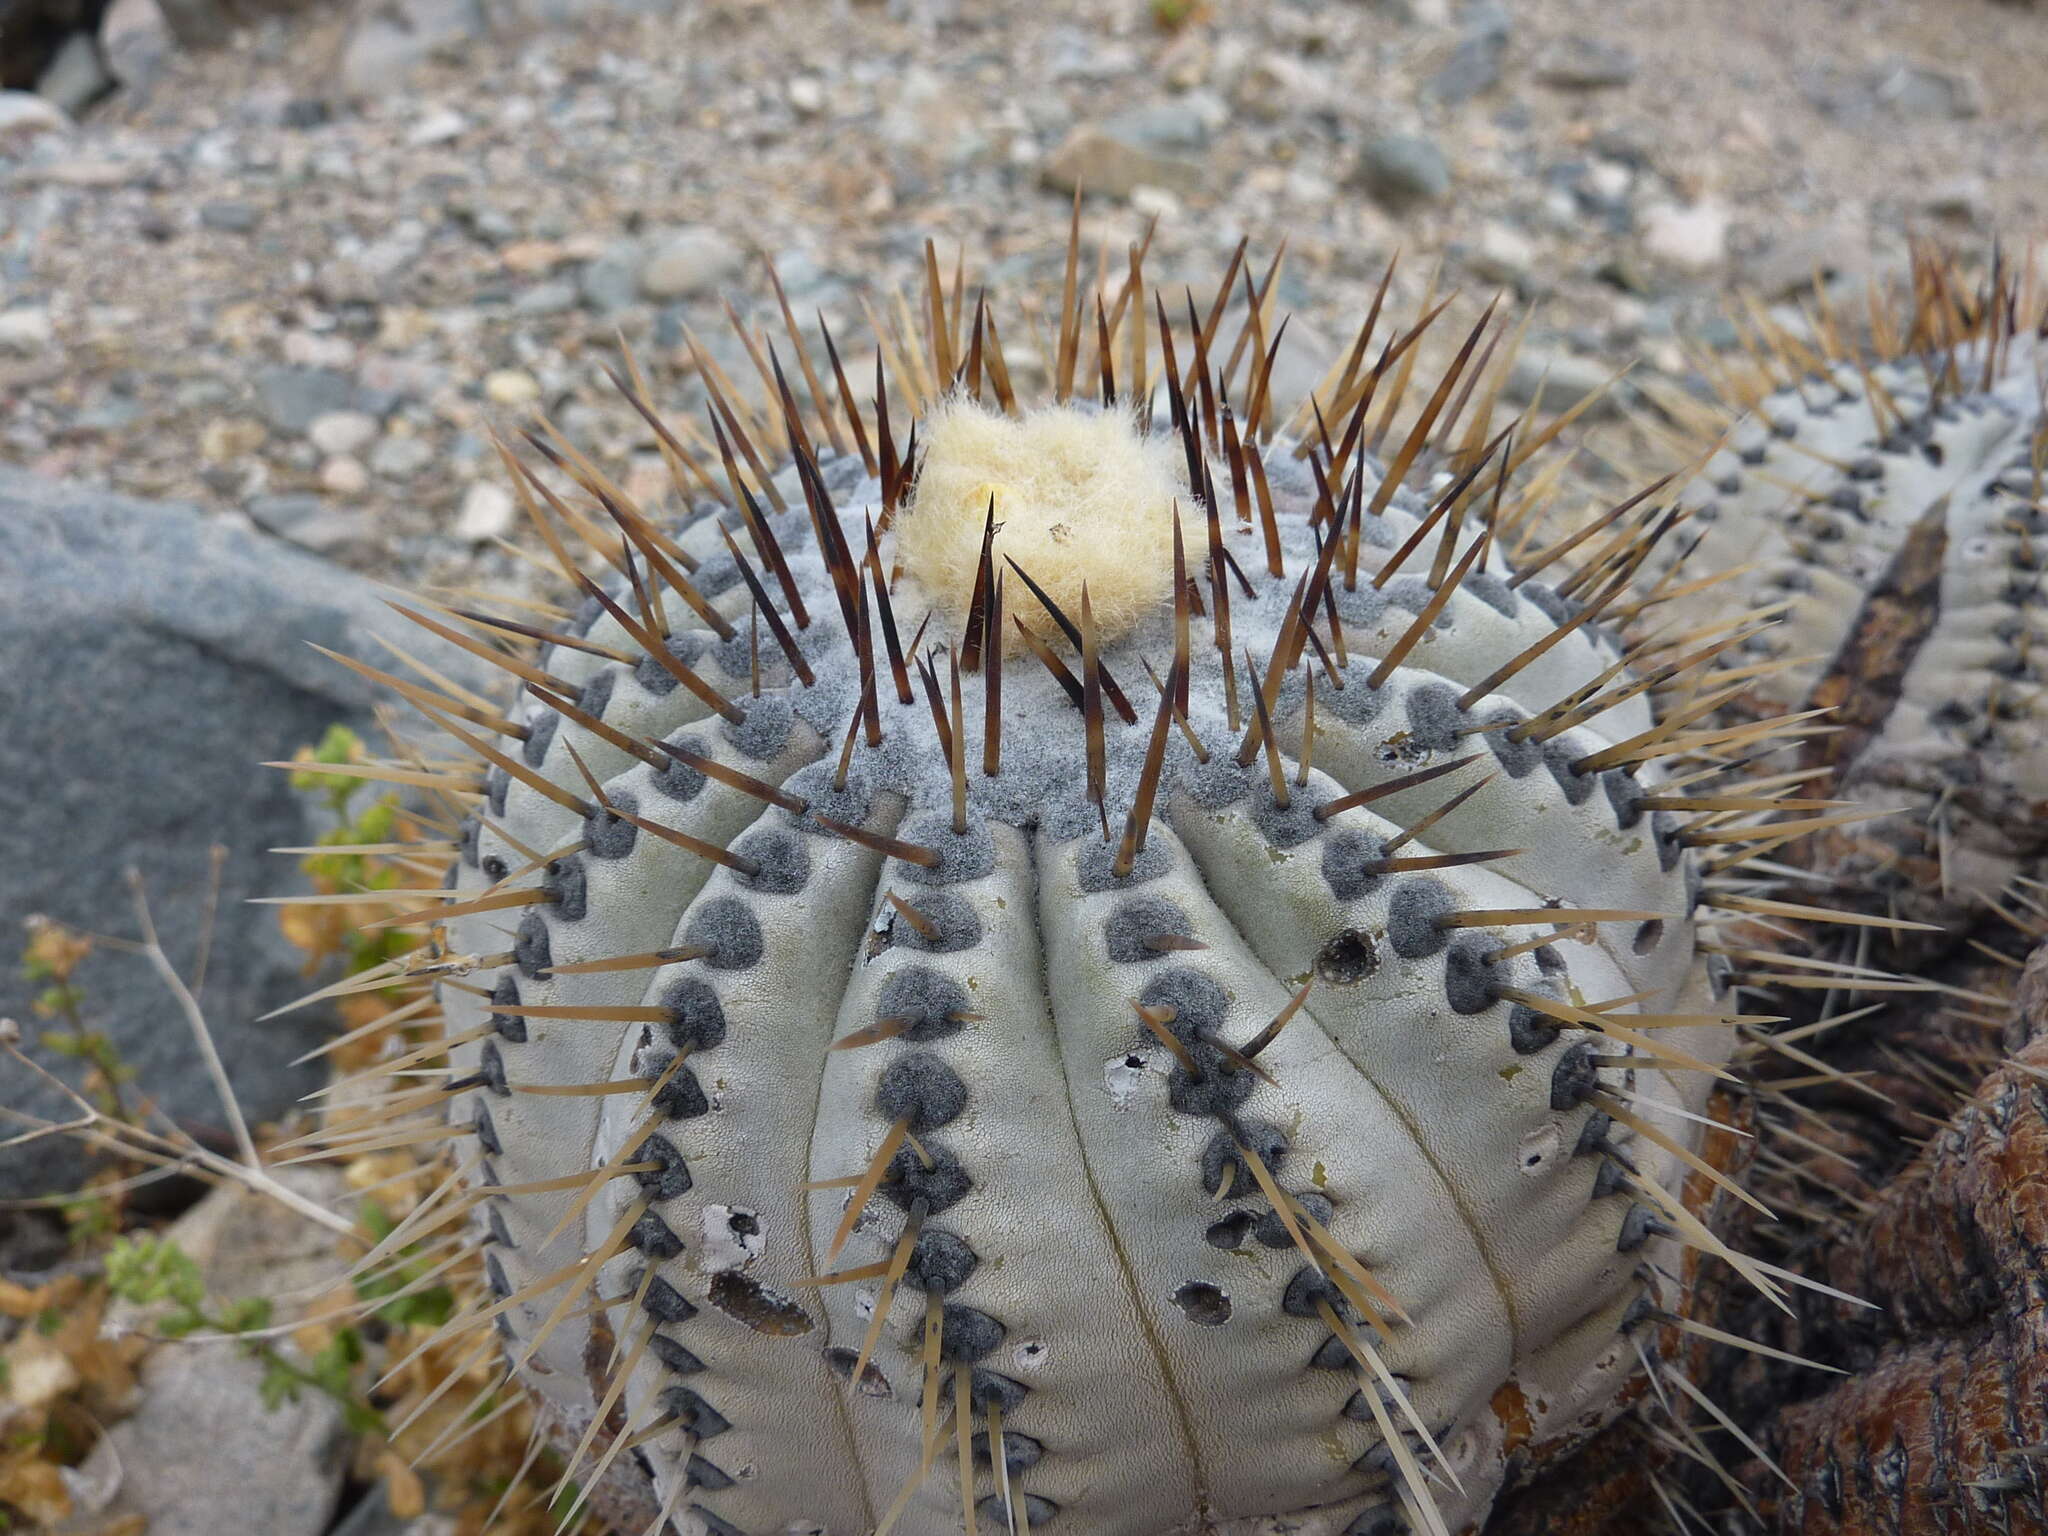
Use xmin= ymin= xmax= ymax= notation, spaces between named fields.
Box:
xmin=1532 ymin=36 xmax=1636 ymax=90
xmin=245 ymin=492 xmax=378 ymax=556
xmin=579 ymin=238 xmax=643 ymax=314
xmin=1103 ymin=98 xmax=1219 ymax=154
xmin=1502 ymin=345 xmax=1622 ymax=418
xmin=0 ymin=90 xmax=73 ymax=142
xmin=100 ymin=0 xmax=174 ymax=93
xmin=72 ymin=392 xmax=144 ymax=433
xmin=1427 ymin=0 xmax=1509 ymax=104
xmin=69 ymin=1343 xmax=347 ymax=1536
xmin=0 ymin=469 xmax=483 ymax=1198
xmin=1357 ymin=133 xmax=1450 ymax=208
xmin=512 ymin=277 xmax=579 ymax=316
xmin=638 ymin=226 xmax=746 ymax=300
xmin=199 ymin=198 xmax=260 ymax=233
xmin=1042 ymin=120 xmax=1208 ymax=200
xmin=34 ymin=32 xmax=111 ymax=117
xmin=368 ymin=433 xmax=435 ymax=479
xmin=1740 ymin=224 xmax=1866 ymax=302
xmin=0 ymin=306 xmax=55 ymax=354
xmin=1871 ymin=57 xmax=1981 ymax=119
xmin=338 ymin=0 xmax=487 ymax=97
xmin=1923 ymin=175 xmax=1988 ymax=223
xmin=252 ymin=366 xmax=357 ymax=434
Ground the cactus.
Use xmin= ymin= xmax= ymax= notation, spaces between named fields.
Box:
xmin=307 ymin=230 xmax=1861 ymax=1536
xmin=1640 ymin=247 xmax=2048 ymax=942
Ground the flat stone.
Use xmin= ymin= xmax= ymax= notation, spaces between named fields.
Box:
xmin=1923 ymin=175 xmax=1988 ymax=223
xmin=455 ymin=479 xmax=515 ymax=540
xmin=1467 ymin=220 xmax=1536 ymax=284
xmin=0 ymin=90 xmax=72 ymax=142
xmin=319 ymin=455 xmax=369 ymax=496
xmin=512 ymin=278 xmax=579 ymax=316
xmin=1502 ymin=345 xmax=1622 ymax=418
xmin=1533 ymin=36 xmax=1636 ymax=90
xmin=406 ymin=105 xmax=468 ymax=147
xmin=253 ymin=366 xmax=358 ymax=434
xmin=308 ymin=410 xmax=378 ymax=457
xmin=199 ymin=199 xmax=261 ymax=234
xmin=483 ymin=368 xmax=540 ymax=406
xmin=638 ymin=227 xmax=746 ymax=299
xmin=0 ymin=307 xmax=55 ymax=355
xmin=1040 ymin=124 xmax=1207 ymax=200
xmin=0 ymin=469 xmax=485 ymax=1197
xmin=1872 ymin=57 xmax=1982 ymax=120
xmin=369 ymin=434 xmax=435 ymax=479
xmin=1101 ymin=98 xmax=1219 ymax=154
xmin=1741 ymin=223 xmax=1867 ymax=302
xmin=1357 ymin=133 xmax=1451 ymax=208
xmin=1640 ymin=199 xmax=1728 ymax=273
xmin=338 ymin=0 xmax=488 ymax=97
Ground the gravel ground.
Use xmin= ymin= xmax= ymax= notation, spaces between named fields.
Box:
xmin=2 ymin=0 xmax=2044 ymax=602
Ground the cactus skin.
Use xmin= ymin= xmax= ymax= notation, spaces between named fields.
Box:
xmin=321 ymin=253 xmax=1837 ymax=1536
xmin=1647 ymin=254 xmax=2048 ymax=936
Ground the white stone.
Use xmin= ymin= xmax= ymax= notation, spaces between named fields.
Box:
xmin=319 ymin=455 xmax=369 ymax=495
xmin=307 ymin=410 xmax=378 ymax=457
xmin=0 ymin=91 xmax=71 ymax=143
xmin=407 ymin=106 xmax=469 ymax=147
xmin=484 ymin=368 xmax=541 ymax=406
xmin=455 ymin=480 xmax=516 ymax=541
xmin=0 ymin=308 xmax=56 ymax=355
xmin=1640 ymin=199 xmax=1729 ymax=273
xmin=1469 ymin=221 xmax=1537 ymax=285
xmin=100 ymin=0 xmax=173 ymax=91
xmin=638 ymin=227 xmax=746 ymax=299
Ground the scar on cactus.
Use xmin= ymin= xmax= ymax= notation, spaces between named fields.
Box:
xmin=261 ymin=209 xmax=1910 ymax=1536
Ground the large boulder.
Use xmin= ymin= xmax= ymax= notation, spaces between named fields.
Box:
xmin=0 ymin=469 xmax=475 ymax=1198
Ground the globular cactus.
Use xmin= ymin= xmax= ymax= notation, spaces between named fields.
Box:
xmin=1641 ymin=247 xmax=2048 ymax=941
xmin=311 ymin=231 xmax=1853 ymax=1536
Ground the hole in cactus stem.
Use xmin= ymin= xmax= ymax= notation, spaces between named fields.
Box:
xmin=1171 ymin=1282 xmax=1232 ymax=1326
xmin=1316 ymin=928 xmax=1381 ymax=985
xmin=1631 ymin=919 xmax=1665 ymax=955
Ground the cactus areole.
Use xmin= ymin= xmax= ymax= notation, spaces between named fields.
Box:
xmin=326 ymin=239 xmax=1816 ymax=1536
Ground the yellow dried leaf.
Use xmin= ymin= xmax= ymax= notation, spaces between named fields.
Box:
xmin=0 ymin=1448 xmax=73 ymax=1524
xmin=4 ymin=1330 xmax=80 ymax=1410
xmin=378 ymin=1448 xmax=427 ymax=1518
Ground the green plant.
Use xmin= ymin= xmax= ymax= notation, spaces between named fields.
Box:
xmin=104 ymin=1235 xmax=384 ymax=1435
xmin=21 ymin=917 xmax=132 ymax=1123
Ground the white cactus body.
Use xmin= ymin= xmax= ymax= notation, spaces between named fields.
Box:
xmin=295 ymin=252 xmax=1866 ymax=1536
xmin=419 ymin=382 xmax=1746 ymax=1534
